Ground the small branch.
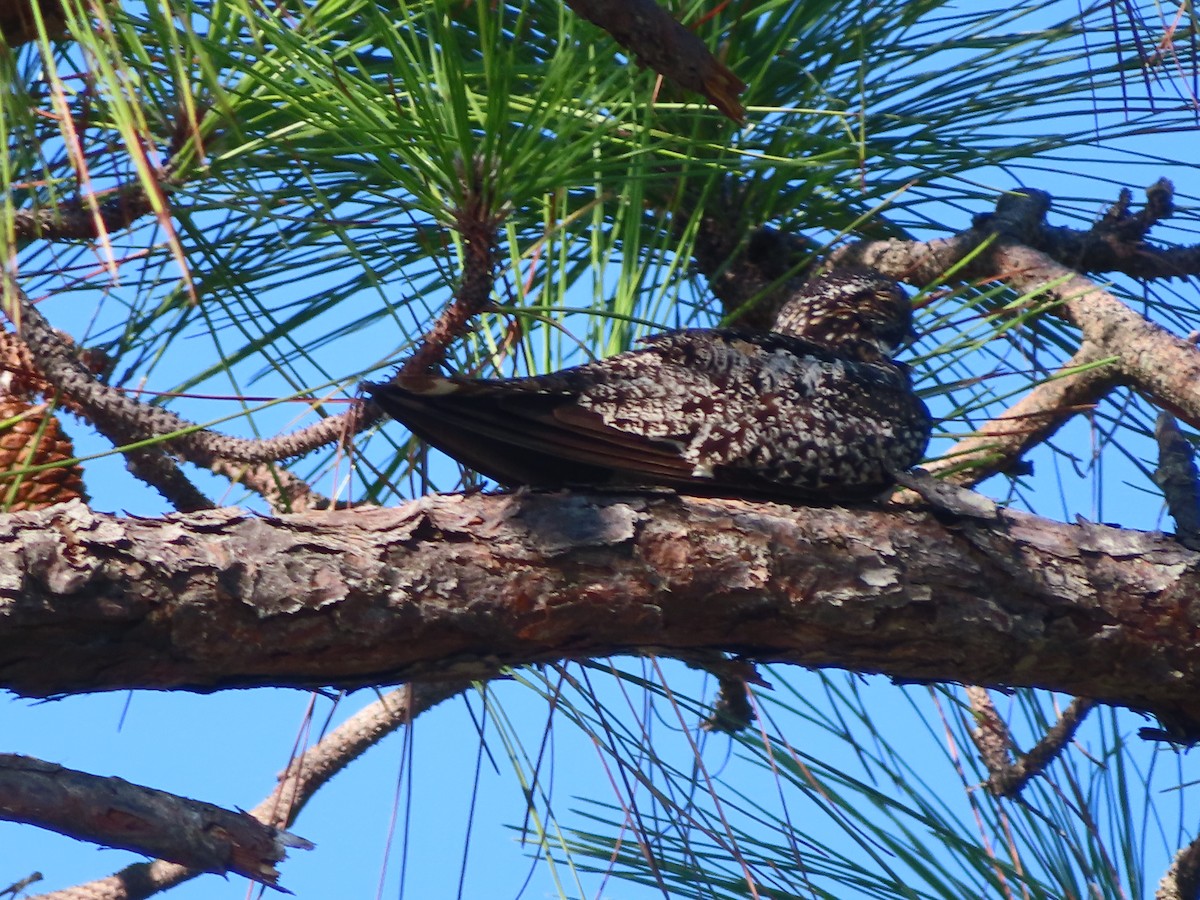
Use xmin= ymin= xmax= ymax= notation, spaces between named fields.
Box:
xmin=4 ymin=284 xmax=214 ymax=511
xmin=0 ymin=754 xmax=310 ymax=887
xmin=31 ymin=682 xmax=471 ymax=900
xmin=5 ymin=316 xmax=338 ymax=512
xmin=399 ymin=184 xmax=501 ymax=375
xmin=838 ymin=181 xmax=1200 ymax=282
xmin=1154 ymin=412 xmax=1200 ymax=550
xmin=6 ymin=151 xmax=508 ymax=502
xmin=208 ymin=458 xmax=341 ymax=514
xmin=565 ymin=0 xmax=746 ymax=122
xmin=1158 ymin=833 xmax=1200 ymax=900
xmin=4 ymin=283 xmax=351 ymax=467
xmin=924 ymin=342 xmax=1120 ymax=487
xmin=252 ymin=682 xmax=471 ymax=828
xmin=1 ymin=873 xmax=43 ymax=897
xmin=13 ymin=179 xmax=163 ymax=244
xmin=964 ymin=686 xmax=1015 ymax=775
xmin=965 ymin=690 xmax=1095 ymax=798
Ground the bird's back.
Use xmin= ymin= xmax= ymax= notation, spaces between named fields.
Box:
xmin=368 ymin=326 xmax=930 ymax=501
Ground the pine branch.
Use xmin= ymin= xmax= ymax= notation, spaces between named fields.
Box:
xmin=4 ymin=493 xmax=1200 ymax=739
xmin=924 ymin=342 xmax=1119 ymax=486
xmin=832 ymin=215 xmax=1200 ymax=431
xmin=964 ymin=689 xmax=1096 ymax=798
xmin=564 ymin=0 xmax=746 ymax=121
xmin=0 ymin=754 xmax=311 ymax=887
xmin=31 ymin=683 xmax=470 ymax=900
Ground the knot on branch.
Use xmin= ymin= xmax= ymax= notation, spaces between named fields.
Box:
xmin=1096 ymin=177 xmax=1175 ymax=243
xmin=972 ymin=180 xmax=1191 ymax=278
xmin=972 ymin=188 xmax=1053 ymax=243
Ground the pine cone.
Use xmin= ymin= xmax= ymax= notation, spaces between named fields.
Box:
xmin=0 ymin=398 xmax=87 ymax=511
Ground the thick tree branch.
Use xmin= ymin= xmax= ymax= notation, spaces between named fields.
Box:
xmin=0 ymin=754 xmax=310 ymax=887
xmin=3 ymin=493 xmax=1200 ymax=738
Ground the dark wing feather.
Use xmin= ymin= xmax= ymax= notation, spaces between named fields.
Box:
xmin=365 ymin=378 xmax=696 ymax=488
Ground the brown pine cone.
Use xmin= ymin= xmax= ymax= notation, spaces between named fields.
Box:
xmin=0 ymin=397 xmax=87 ymax=511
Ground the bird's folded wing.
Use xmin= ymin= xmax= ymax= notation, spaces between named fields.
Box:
xmin=366 ymin=378 xmax=696 ymax=487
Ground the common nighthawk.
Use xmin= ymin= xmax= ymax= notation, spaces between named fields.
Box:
xmin=367 ymin=269 xmax=931 ymax=501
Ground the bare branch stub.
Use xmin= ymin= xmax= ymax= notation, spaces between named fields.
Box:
xmin=0 ymin=753 xmax=310 ymax=887
xmin=565 ymin=0 xmax=746 ymax=122
xmin=970 ymin=181 xmax=1200 ymax=279
xmin=30 ymin=682 xmax=472 ymax=900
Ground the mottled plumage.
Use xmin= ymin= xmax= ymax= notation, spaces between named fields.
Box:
xmin=368 ymin=269 xmax=931 ymax=501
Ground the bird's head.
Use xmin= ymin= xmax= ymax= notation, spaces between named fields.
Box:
xmin=773 ymin=269 xmax=914 ymax=360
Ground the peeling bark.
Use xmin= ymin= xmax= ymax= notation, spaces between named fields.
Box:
xmin=3 ymin=494 xmax=1199 ymax=737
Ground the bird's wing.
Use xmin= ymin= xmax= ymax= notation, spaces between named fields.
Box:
xmin=366 ymin=375 xmax=697 ymax=488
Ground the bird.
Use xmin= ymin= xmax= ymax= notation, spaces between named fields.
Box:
xmin=367 ymin=269 xmax=932 ymax=502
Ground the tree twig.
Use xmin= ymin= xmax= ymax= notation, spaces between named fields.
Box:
xmin=964 ymin=689 xmax=1096 ymax=798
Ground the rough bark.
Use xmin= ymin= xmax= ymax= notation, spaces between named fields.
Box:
xmin=3 ymin=493 xmax=1199 ymax=738
xmin=0 ymin=754 xmax=310 ymax=886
